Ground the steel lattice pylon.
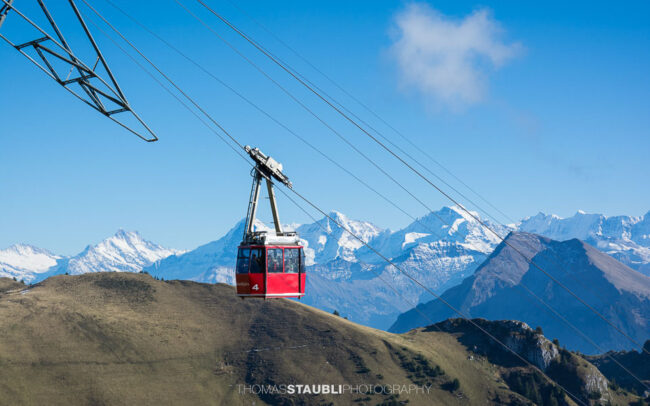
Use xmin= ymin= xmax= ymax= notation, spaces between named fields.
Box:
xmin=0 ymin=0 xmax=157 ymax=142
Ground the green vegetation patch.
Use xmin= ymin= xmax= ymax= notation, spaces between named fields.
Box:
xmin=93 ymin=275 xmax=155 ymax=303
xmin=503 ymin=368 xmax=568 ymax=406
xmin=383 ymin=340 xmax=462 ymax=399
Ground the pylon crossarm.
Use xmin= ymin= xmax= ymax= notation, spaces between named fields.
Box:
xmin=0 ymin=0 xmax=157 ymax=142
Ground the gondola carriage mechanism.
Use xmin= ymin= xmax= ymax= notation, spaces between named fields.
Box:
xmin=235 ymin=146 xmax=305 ymax=298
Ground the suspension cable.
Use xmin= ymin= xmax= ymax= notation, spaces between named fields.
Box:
xmin=98 ymin=0 xmax=452 ymax=245
xmin=81 ymin=1 xmax=647 ymax=391
xmin=93 ymin=0 xmax=647 ymax=360
xmin=223 ymin=0 xmax=517 ymax=225
xmin=192 ymin=0 xmax=644 ymax=358
xmin=225 ymin=12 xmax=647 ymax=365
xmin=209 ymin=11 xmax=637 ymax=330
xmin=173 ymin=0 xmax=459 ymax=230
xmin=193 ymin=0 xmax=650 ymax=354
xmin=82 ymin=6 xmax=593 ymax=401
xmin=84 ymin=1 xmax=644 ymax=394
xmin=277 ymin=186 xmax=588 ymax=406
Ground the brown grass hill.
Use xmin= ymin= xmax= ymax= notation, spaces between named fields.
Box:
xmin=0 ymin=277 xmax=25 ymax=293
xmin=0 ymin=273 xmax=643 ymax=405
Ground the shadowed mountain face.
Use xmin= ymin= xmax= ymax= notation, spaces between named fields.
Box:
xmin=390 ymin=232 xmax=650 ymax=354
xmin=0 ymin=272 xmax=640 ymax=405
xmin=587 ymin=340 xmax=650 ymax=396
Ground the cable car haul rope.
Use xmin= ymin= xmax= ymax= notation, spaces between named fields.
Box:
xmin=1 ymin=0 xmax=647 ymax=400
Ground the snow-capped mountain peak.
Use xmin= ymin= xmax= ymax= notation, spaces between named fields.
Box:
xmin=49 ymin=230 xmax=183 ymax=277
xmin=396 ymin=206 xmax=510 ymax=254
xmin=0 ymin=244 xmax=62 ymax=282
xmin=0 ymin=244 xmax=60 ymax=272
xmin=519 ymin=210 xmax=650 ymax=275
xmin=297 ymin=212 xmax=383 ymax=265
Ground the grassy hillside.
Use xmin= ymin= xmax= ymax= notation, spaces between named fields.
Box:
xmin=0 ymin=273 xmax=642 ymax=405
xmin=0 ymin=277 xmax=24 ymax=293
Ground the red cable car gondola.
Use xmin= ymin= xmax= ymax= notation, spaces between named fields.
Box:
xmin=235 ymin=146 xmax=306 ymax=299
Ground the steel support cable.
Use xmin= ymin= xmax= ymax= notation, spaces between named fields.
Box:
xmin=84 ymin=6 xmax=646 ymax=395
xmin=88 ymin=4 xmax=444 ymax=339
xmin=93 ymin=1 xmax=512 ymax=361
xmin=223 ymin=0 xmax=516 ymax=225
xmin=81 ymin=2 xmax=453 ymax=324
xmin=96 ymin=1 xmax=644 ymax=362
xmin=289 ymin=169 xmax=650 ymax=393
xmin=284 ymin=190 xmax=448 ymax=336
xmin=277 ymin=186 xmax=588 ymax=406
xmin=102 ymin=1 xmax=554 ymax=343
xmin=83 ymin=5 xmax=634 ymax=397
xmin=197 ymin=5 xmax=625 ymax=326
xmin=97 ymin=0 xmax=452 ymax=246
xmin=230 ymin=37 xmax=509 ymax=229
xmin=195 ymin=0 xmax=650 ymax=355
xmin=95 ymin=0 xmax=646 ymax=368
xmin=169 ymin=22 xmax=647 ymax=386
xmin=177 ymin=0 xmax=628 ymax=352
xmin=174 ymin=0 xmax=456 ymax=231
xmin=172 ymin=0 xmax=618 ymax=355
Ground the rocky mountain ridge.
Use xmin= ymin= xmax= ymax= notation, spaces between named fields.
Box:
xmin=390 ymin=232 xmax=650 ymax=354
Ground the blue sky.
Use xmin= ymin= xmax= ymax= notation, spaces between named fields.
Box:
xmin=1 ymin=0 xmax=648 ymax=255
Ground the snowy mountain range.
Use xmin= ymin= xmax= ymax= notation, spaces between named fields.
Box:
xmin=0 ymin=230 xmax=182 ymax=283
xmin=145 ymin=212 xmax=385 ymax=284
xmin=2 ymin=208 xmax=649 ymax=330
xmin=141 ymin=206 xmax=507 ymax=328
xmin=0 ymin=244 xmax=61 ymax=283
xmin=298 ymin=207 xmax=509 ymax=328
xmin=519 ymin=210 xmax=650 ymax=276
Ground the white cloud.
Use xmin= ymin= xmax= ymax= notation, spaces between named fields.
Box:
xmin=390 ymin=3 xmax=521 ymax=109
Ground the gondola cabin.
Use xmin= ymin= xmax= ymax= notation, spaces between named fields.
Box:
xmin=235 ymin=146 xmax=307 ymax=298
xmin=236 ymin=232 xmax=305 ymax=298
